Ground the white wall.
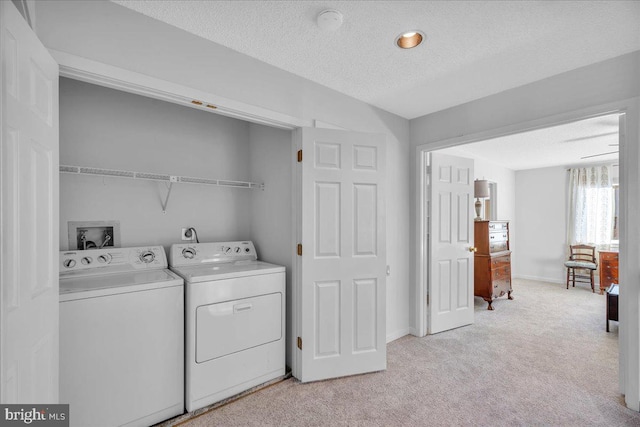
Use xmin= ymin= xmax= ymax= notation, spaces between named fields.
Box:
xmin=59 ymin=78 xmax=253 ymax=251
xmin=39 ymin=1 xmax=411 ymax=344
xmin=514 ymin=166 xmax=567 ymax=283
xmin=514 ymin=163 xmax=618 ymax=284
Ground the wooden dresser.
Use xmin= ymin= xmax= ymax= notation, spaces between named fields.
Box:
xmin=599 ymin=250 xmax=619 ymax=295
xmin=474 ymin=220 xmax=513 ymax=310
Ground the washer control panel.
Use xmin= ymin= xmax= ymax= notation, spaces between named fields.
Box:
xmin=169 ymin=241 xmax=257 ymax=267
xmin=60 ymin=246 xmax=168 ymax=277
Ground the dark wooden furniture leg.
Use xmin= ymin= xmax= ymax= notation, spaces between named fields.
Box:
xmin=606 ymin=285 xmax=619 ymax=332
xmin=508 ymin=290 xmax=513 ymax=300
xmin=606 ymin=296 xmax=610 ymax=332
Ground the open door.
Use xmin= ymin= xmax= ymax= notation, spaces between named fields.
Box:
xmin=428 ymin=152 xmax=474 ymax=334
xmin=294 ymin=127 xmax=386 ymax=382
xmin=1 ymin=2 xmax=59 ymax=402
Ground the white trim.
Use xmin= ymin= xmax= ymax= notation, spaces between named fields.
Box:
xmin=414 ymin=97 xmax=639 ymax=410
xmin=51 ymin=49 xmax=312 ymax=131
xmin=291 ymin=129 xmax=302 ymax=379
xmin=386 ymin=328 xmax=410 ymax=343
xmin=414 ymin=104 xmax=626 ymax=153
xmin=415 ymin=150 xmax=428 ymax=337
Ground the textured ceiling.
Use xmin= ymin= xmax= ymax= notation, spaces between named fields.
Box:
xmin=111 ymin=0 xmax=640 ymax=119
xmin=441 ymin=114 xmax=619 ymax=171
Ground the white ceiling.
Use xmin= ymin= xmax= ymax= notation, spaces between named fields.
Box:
xmin=440 ymin=113 xmax=619 ymax=171
xmin=111 ymin=0 xmax=640 ymax=120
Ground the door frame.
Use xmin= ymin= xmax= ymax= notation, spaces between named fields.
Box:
xmin=414 ymin=98 xmax=639 ymax=409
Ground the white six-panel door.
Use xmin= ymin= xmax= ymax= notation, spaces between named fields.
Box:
xmin=1 ymin=1 xmax=59 ymax=403
xmin=428 ymin=152 xmax=474 ymax=334
xmin=295 ymin=127 xmax=386 ymax=382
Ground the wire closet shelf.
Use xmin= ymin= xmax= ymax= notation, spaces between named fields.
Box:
xmin=60 ymin=165 xmax=264 ymax=213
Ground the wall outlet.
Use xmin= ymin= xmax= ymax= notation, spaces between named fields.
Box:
xmin=181 ymin=228 xmax=192 ymax=241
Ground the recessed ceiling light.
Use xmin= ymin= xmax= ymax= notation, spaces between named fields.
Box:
xmin=396 ymin=30 xmax=424 ymax=49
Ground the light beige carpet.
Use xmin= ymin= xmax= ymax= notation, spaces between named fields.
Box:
xmin=170 ymin=279 xmax=640 ymax=426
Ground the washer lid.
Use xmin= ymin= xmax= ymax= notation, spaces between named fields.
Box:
xmin=60 ymin=269 xmax=183 ymax=302
xmin=170 ymin=260 xmax=285 ymax=283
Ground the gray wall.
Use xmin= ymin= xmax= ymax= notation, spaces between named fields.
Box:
xmin=59 ymin=77 xmax=258 ymax=251
xmin=248 ymin=123 xmax=293 ymax=364
xmin=60 ymin=78 xmax=296 ymax=364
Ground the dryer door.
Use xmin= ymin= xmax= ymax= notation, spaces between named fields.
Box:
xmin=196 ymin=292 xmax=282 ymax=363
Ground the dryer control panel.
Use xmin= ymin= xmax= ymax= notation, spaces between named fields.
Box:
xmin=60 ymin=246 xmax=168 ymax=277
xmin=169 ymin=241 xmax=257 ymax=267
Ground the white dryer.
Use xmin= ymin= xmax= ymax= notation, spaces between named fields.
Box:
xmin=59 ymin=246 xmax=184 ymax=427
xmin=169 ymin=241 xmax=285 ymax=412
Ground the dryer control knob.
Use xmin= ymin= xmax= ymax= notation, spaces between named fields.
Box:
xmin=81 ymin=257 xmax=92 ymax=265
xmin=139 ymin=251 xmax=155 ymax=264
xmin=98 ymin=254 xmax=111 ymax=264
xmin=182 ymin=248 xmax=196 ymax=259
xmin=63 ymin=259 xmax=76 ymax=268
xmin=234 ymin=247 xmax=241 ymax=253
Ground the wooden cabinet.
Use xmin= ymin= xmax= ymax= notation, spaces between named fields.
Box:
xmin=474 ymin=220 xmax=513 ymax=310
xmin=599 ymin=250 xmax=619 ymax=295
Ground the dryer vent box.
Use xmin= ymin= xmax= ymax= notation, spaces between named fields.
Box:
xmin=68 ymin=220 xmax=121 ymax=250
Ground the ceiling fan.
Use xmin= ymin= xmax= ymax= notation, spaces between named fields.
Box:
xmin=579 ymin=141 xmax=619 ymax=160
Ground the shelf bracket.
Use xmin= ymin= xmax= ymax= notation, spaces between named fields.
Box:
xmin=161 ymin=180 xmax=176 ymax=214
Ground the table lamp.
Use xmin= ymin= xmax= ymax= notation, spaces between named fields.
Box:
xmin=474 ymin=179 xmax=489 ymax=221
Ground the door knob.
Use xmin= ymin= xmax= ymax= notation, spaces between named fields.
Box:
xmin=468 ymin=247 xmax=478 ymax=252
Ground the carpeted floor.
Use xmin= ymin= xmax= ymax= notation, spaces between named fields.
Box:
xmin=170 ymin=279 xmax=640 ymax=426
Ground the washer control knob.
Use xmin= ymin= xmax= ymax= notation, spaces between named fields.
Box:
xmin=81 ymin=257 xmax=92 ymax=265
xmin=234 ymin=247 xmax=241 ymax=253
xmin=98 ymin=254 xmax=111 ymax=264
xmin=63 ymin=259 xmax=76 ymax=268
xmin=182 ymin=248 xmax=196 ymax=259
xmin=139 ymin=251 xmax=155 ymax=264
xmin=245 ymin=247 xmax=251 ymax=253
xmin=224 ymin=246 xmax=232 ymax=254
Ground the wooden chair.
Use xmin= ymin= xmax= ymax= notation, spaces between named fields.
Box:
xmin=564 ymin=244 xmax=597 ymax=292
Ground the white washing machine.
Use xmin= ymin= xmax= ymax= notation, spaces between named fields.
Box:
xmin=169 ymin=241 xmax=285 ymax=412
xmin=59 ymin=246 xmax=184 ymax=427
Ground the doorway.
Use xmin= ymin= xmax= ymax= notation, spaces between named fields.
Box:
xmin=415 ymin=108 xmax=627 ymax=401
xmin=416 ymin=110 xmax=625 ymax=335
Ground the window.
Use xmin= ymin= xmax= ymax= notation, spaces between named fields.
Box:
xmin=567 ymin=166 xmax=614 ymax=247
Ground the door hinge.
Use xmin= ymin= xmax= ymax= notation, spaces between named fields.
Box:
xmin=297 ymin=244 xmax=302 ymax=256
xmin=297 ymin=150 xmax=303 ymax=162
xmin=297 ymin=336 xmax=302 ymax=350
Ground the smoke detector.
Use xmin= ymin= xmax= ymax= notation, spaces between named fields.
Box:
xmin=317 ymin=9 xmax=343 ymax=31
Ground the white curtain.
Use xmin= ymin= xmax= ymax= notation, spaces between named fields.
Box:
xmin=567 ymin=165 xmax=613 ymax=247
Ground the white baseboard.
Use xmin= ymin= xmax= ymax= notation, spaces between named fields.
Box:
xmin=386 ymin=328 xmax=410 ymax=343
xmin=513 ymin=274 xmax=565 ymax=285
